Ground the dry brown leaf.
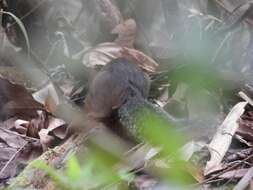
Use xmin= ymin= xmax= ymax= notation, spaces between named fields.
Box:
xmin=27 ymin=111 xmax=48 ymax=138
xmin=2 ymin=117 xmax=18 ymax=130
xmin=38 ymin=129 xmax=55 ymax=151
xmin=47 ymin=117 xmax=67 ymax=139
xmin=84 ymin=43 xmax=123 ymax=67
xmin=0 ymin=118 xmax=43 ymax=180
xmin=0 ymin=77 xmax=44 ymax=120
xmin=14 ymin=119 xmax=29 ymax=135
xmin=38 ymin=117 xmax=67 ymax=150
xmin=0 ymin=128 xmax=27 ymax=149
xmin=0 ymin=143 xmax=19 ymax=180
xmin=18 ymin=140 xmax=43 ymax=163
xmin=112 ymin=19 xmax=137 ymax=48
xmin=33 ymin=83 xmax=60 ymax=110
xmin=83 ymin=42 xmax=158 ymax=73
xmin=96 ymin=0 xmax=123 ymax=30
xmin=121 ymin=47 xmax=158 ymax=73
xmin=2 ymin=99 xmax=41 ymax=119
xmin=0 ymin=143 xmax=18 ymax=161
xmin=45 ymin=92 xmax=57 ymax=113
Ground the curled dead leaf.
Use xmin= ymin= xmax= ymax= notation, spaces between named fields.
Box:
xmin=83 ymin=42 xmax=158 ymax=73
xmin=14 ymin=119 xmax=29 ymax=135
xmin=38 ymin=117 xmax=67 ymax=150
xmin=47 ymin=117 xmax=67 ymax=139
xmin=33 ymin=83 xmax=60 ymax=114
xmin=27 ymin=111 xmax=48 ymax=138
xmin=39 ymin=129 xmax=55 ymax=151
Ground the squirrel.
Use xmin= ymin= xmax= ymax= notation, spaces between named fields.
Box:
xmin=84 ymin=58 xmax=178 ymax=142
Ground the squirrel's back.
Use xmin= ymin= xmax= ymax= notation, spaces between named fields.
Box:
xmin=85 ymin=58 xmax=150 ymax=119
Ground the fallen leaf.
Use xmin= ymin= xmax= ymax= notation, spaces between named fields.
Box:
xmin=0 ymin=128 xmax=27 ymax=148
xmin=112 ymin=19 xmax=137 ymax=48
xmin=0 ymin=143 xmax=17 ymax=161
xmin=45 ymin=92 xmax=57 ymax=113
xmin=38 ymin=117 xmax=67 ymax=150
xmin=47 ymin=117 xmax=67 ymax=139
xmin=33 ymin=83 xmax=60 ymax=110
xmin=38 ymin=129 xmax=55 ymax=151
xmin=95 ymin=0 xmax=123 ymax=31
xmin=26 ymin=111 xmax=48 ymax=138
xmin=0 ymin=77 xmax=44 ymax=120
xmin=14 ymin=119 xmax=29 ymax=135
xmin=83 ymin=42 xmax=158 ymax=73
xmin=121 ymin=47 xmax=158 ymax=73
xmin=2 ymin=117 xmax=18 ymax=130
xmin=205 ymin=102 xmax=247 ymax=175
xmin=0 ymin=143 xmax=18 ymax=180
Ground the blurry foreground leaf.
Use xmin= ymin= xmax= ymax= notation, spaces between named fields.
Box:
xmin=135 ymin=108 xmax=194 ymax=184
xmin=66 ymin=155 xmax=81 ymax=183
xmin=33 ymin=142 xmax=126 ymax=190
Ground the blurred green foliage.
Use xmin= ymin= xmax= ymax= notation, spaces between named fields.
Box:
xmin=136 ymin=108 xmax=194 ymax=184
xmin=33 ymin=107 xmax=194 ymax=189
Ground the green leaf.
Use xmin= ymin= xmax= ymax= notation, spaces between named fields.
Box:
xmin=66 ymin=155 xmax=81 ymax=182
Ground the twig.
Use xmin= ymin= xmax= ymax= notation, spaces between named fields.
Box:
xmin=201 ymin=154 xmax=253 ymax=185
xmin=213 ymin=0 xmax=253 ymax=27
xmin=0 ymin=142 xmax=27 ymax=177
xmin=72 ymin=0 xmax=85 ymax=26
xmin=238 ymin=91 xmax=253 ymax=107
xmin=0 ymin=127 xmax=38 ymax=142
xmin=211 ymin=31 xmax=232 ymax=63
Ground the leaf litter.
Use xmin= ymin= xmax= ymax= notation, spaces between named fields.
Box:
xmin=2 ymin=0 xmax=253 ymax=189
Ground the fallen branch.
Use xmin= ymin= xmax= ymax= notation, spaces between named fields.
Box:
xmin=8 ymin=134 xmax=85 ymax=190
